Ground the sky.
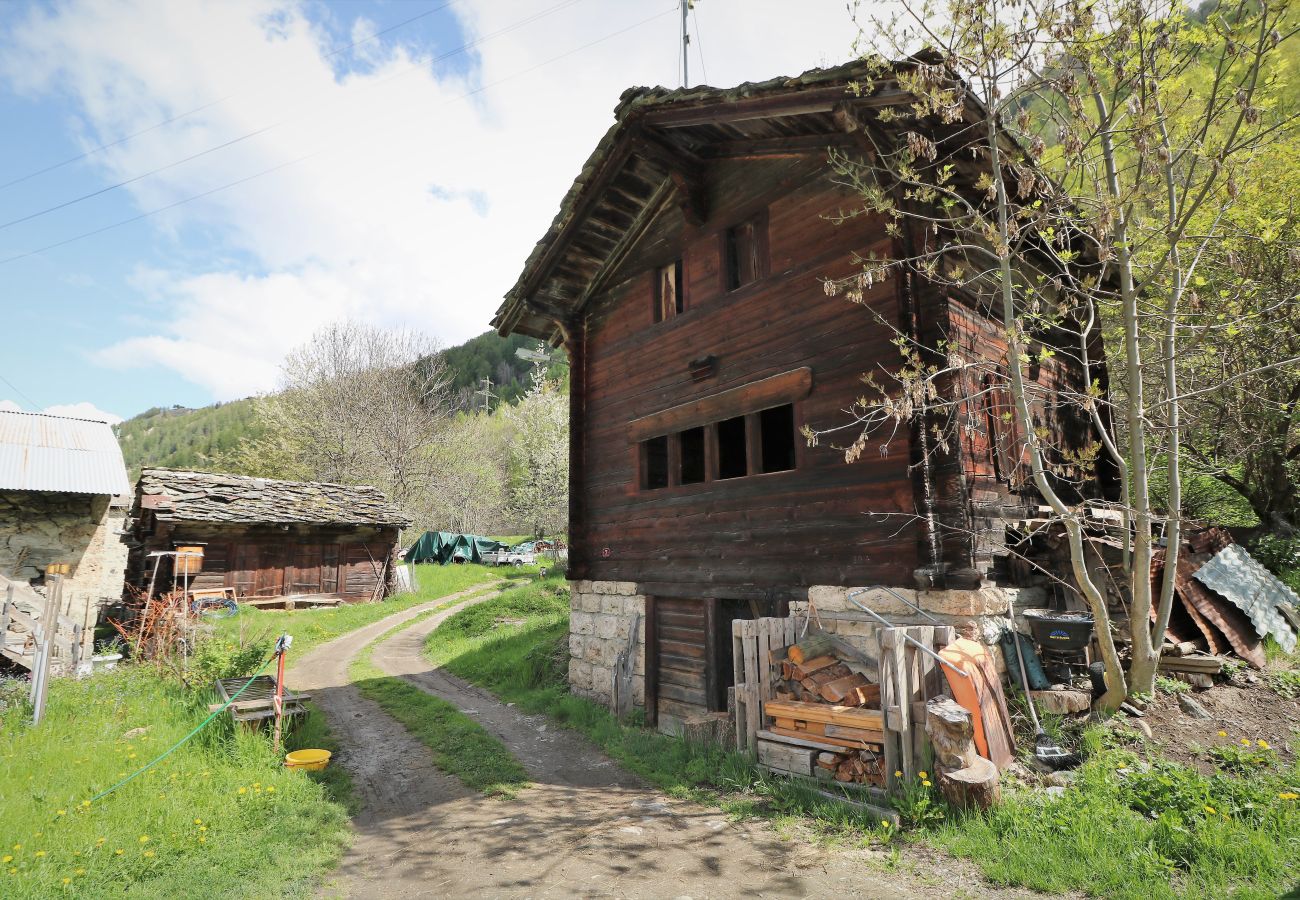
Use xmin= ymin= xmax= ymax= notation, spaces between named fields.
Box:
xmin=0 ymin=0 xmax=859 ymax=424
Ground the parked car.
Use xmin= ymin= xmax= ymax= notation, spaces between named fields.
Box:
xmin=483 ymin=545 xmax=535 ymax=567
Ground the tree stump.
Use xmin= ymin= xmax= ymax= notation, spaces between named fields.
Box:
xmin=925 ymin=697 xmax=1001 ymax=810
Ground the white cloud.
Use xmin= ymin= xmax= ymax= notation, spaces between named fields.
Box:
xmin=40 ymin=402 xmax=124 ymax=424
xmin=2 ymin=0 xmax=858 ymax=400
xmin=0 ymin=399 xmax=123 ymax=423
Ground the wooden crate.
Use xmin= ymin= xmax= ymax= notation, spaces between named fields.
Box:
xmin=731 ymin=616 xmax=797 ymax=752
xmin=878 ymin=625 xmax=955 ymax=793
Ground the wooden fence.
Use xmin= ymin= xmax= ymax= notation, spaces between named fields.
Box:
xmin=1 ymin=581 xmax=84 ymax=674
xmin=731 ymin=616 xmax=956 ymax=795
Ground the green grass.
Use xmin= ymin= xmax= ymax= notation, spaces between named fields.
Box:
xmin=207 ymin=562 xmax=517 ymax=661
xmin=347 ymin=591 xmax=529 ymax=798
xmin=0 ymin=667 xmax=352 ymax=899
xmin=935 ymin=745 xmax=1300 ymax=899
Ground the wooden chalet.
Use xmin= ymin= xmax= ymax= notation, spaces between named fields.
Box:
xmin=493 ymin=59 xmax=1114 ymax=729
xmin=128 ymin=468 xmax=410 ymax=604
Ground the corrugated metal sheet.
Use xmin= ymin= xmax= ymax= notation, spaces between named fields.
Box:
xmin=1194 ymin=544 xmax=1299 ymax=654
xmin=0 ymin=409 xmax=130 ymax=495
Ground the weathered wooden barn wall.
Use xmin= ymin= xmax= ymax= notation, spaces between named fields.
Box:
xmin=141 ymin=521 xmax=398 ymax=600
xmin=576 ymin=156 xmax=920 ymax=598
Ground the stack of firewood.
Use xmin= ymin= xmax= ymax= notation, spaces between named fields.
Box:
xmin=816 ymin=748 xmax=886 ymax=784
xmin=774 ymin=633 xmax=879 ymax=707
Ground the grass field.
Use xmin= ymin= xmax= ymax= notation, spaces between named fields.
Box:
xmin=0 ymin=668 xmax=351 ymax=899
xmin=348 ymin=589 xmax=529 ymax=798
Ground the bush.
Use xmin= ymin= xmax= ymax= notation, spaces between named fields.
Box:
xmin=189 ymin=635 xmax=274 ymax=686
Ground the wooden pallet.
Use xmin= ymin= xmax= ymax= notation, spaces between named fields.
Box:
xmin=732 ymin=616 xmax=798 ymax=752
xmin=209 ymin=675 xmax=310 ymax=723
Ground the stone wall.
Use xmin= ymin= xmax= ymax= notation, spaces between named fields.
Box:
xmin=0 ymin=490 xmax=129 ymax=652
xmin=567 ymin=580 xmax=645 ymax=707
xmin=790 ymin=583 xmax=1046 ymax=670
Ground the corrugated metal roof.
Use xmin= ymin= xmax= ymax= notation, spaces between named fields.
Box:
xmin=0 ymin=409 xmax=130 ymax=495
xmin=1194 ymin=544 xmax=1299 ymax=654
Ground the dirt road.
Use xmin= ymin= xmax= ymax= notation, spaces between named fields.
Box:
xmin=290 ymin=590 xmax=1034 ymax=899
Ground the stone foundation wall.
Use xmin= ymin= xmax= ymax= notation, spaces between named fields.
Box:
xmin=791 ymin=584 xmax=1046 ymax=670
xmin=1 ymin=490 xmax=129 ymax=652
xmin=567 ymin=580 xmax=645 ymax=706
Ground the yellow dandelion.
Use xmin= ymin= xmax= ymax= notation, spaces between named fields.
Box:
xmin=7 ymin=868 xmax=15 ymax=875
xmin=882 ymin=821 xmax=891 ymax=828
xmin=1258 ymin=740 xmax=1270 ymax=749
xmin=1241 ymin=738 xmax=1251 ymax=745
xmin=194 ymin=819 xmax=203 ymax=826
xmin=922 ymin=780 xmax=932 ymax=787
xmin=95 ymin=838 xmax=105 ymax=845
xmin=80 ymin=801 xmax=90 ymax=808
xmin=1204 ymin=805 xmax=1216 ymax=814
xmin=62 ymin=878 xmax=71 ymax=885
xmin=1217 ymin=730 xmax=1227 ymax=737
xmin=11 ymin=845 xmax=19 ymax=851
xmin=199 ymin=826 xmax=207 ymax=833
xmin=56 ymin=810 xmax=66 ymax=816
xmin=198 ymin=836 xmax=206 ymax=844
xmin=1278 ymin=792 xmax=1299 ymax=801
xmin=253 ymin=782 xmax=261 ymax=788
xmin=114 ymin=850 xmax=123 ymax=856
xmin=34 ymin=850 xmax=46 ymax=858
xmin=237 ymin=787 xmax=247 ymax=795
xmin=127 ymin=754 xmax=137 ymax=760
xmin=894 ymin=770 xmax=903 ymax=777
xmin=138 ymin=836 xmax=149 ymax=844
xmin=142 ymin=850 xmax=154 ymax=858
xmin=75 ymin=868 xmax=85 ymax=876
xmin=919 ymin=771 xmax=928 ymax=779
xmin=266 ymin=786 xmax=275 ymax=793
xmin=2 ymin=856 xmax=11 ymax=864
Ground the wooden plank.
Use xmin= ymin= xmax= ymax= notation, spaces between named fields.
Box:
xmin=704 ymin=597 xmax=718 ymax=711
xmin=757 ymin=739 xmax=818 ymax=776
xmin=732 ymin=616 xmax=745 ymax=750
xmin=626 ymin=367 xmax=813 ymax=443
xmin=757 ymin=621 xmax=772 ymax=732
xmin=769 ymin=726 xmax=883 ymax=751
xmin=762 ymin=700 xmax=884 ymax=730
xmin=742 ymin=619 xmax=760 ymax=751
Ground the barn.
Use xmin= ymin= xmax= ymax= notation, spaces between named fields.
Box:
xmin=0 ymin=409 xmax=131 ymax=667
xmin=127 ymin=468 xmax=410 ymax=605
xmin=493 ymin=59 xmax=1115 ymax=732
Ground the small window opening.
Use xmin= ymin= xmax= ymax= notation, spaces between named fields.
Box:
xmin=654 ymin=259 xmax=684 ymax=323
xmin=642 ymin=436 xmax=669 ymax=490
xmin=759 ymin=404 xmax=797 ymax=473
xmin=679 ymin=426 xmax=706 ymax=484
xmin=723 ymin=214 xmax=766 ymax=291
xmin=716 ymin=416 xmax=748 ymax=479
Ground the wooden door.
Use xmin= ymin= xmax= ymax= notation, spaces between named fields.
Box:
xmin=654 ymin=597 xmax=709 ymax=724
xmin=321 ymin=544 xmax=340 ymax=594
xmin=253 ymin=545 xmax=287 ymax=597
xmin=231 ymin=544 xmax=257 ymax=598
xmin=290 ymin=544 xmax=322 ymax=595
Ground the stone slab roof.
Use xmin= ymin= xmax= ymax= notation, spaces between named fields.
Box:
xmin=136 ymin=468 xmax=411 ymax=528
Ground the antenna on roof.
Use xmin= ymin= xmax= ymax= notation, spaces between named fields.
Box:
xmin=680 ymin=0 xmax=694 ymax=87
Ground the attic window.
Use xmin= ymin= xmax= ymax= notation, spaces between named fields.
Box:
xmin=653 ymin=259 xmax=685 ymax=323
xmin=723 ymin=211 xmax=768 ymax=291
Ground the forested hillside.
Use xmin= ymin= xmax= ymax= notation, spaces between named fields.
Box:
xmin=115 ymin=399 xmax=261 ymax=479
xmin=113 ymin=329 xmax=565 ymax=478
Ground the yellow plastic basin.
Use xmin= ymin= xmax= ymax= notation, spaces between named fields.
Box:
xmin=285 ymin=749 xmax=331 ymax=771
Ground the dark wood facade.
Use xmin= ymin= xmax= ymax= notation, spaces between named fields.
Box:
xmin=495 ymin=61 xmax=1112 ymax=725
xmin=128 ymin=468 xmax=409 ymax=603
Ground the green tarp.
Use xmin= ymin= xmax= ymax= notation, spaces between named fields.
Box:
xmin=406 ymin=531 xmax=508 ymax=565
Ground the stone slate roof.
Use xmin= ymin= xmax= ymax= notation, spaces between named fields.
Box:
xmin=136 ymin=468 xmax=411 ymax=528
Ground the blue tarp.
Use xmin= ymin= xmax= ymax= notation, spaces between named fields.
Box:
xmin=407 ymin=531 xmax=507 ymax=565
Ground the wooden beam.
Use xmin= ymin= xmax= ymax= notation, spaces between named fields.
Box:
xmin=699 ymin=133 xmax=856 ymax=161
xmin=644 ymin=594 xmax=659 ymax=728
xmin=626 ymin=367 xmax=813 ymax=444
xmin=579 ymin=177 xmax=675 ymax=305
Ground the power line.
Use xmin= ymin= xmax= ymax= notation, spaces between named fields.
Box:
xmin=0 ymin=372 xmax=43 ymax=410
xmin=0 ymin=0 xmax=584 ymax=233
xmin=0 ymin=4 xmax=454 ymax=194
xmin=0 ymin=6 xmax=679 ymax=268
xmin=692 ymin=3 xmax=709 ymax=85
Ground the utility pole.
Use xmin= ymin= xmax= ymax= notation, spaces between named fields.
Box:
xmin=680 ymin=0 xmax=690 ymax=88
xmin=476 ymin=376 xmax=495 ymax=413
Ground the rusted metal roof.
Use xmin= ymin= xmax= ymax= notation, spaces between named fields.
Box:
xmin=136 ymin=467 xmax=411 ymax=527
xmin=0 ymin=409 xmax=130 ymax=495
xmin=1194 ymin=544 xmax=1298 ymax=654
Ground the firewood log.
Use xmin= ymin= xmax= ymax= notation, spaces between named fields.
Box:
xmin=788 ymin=633 xmax=836 ymax=665
xmin=925 ymin=697 xmax=1000 ymax=810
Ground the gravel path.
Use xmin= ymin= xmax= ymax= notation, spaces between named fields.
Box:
xmin=289 ymin=587 xmax=1041 ymax=899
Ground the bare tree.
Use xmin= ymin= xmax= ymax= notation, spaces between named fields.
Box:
xmin=823 ymin=0 xmax=1298 ymax=707
xmin=231 ymin=321 xmax=452 ymax=515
